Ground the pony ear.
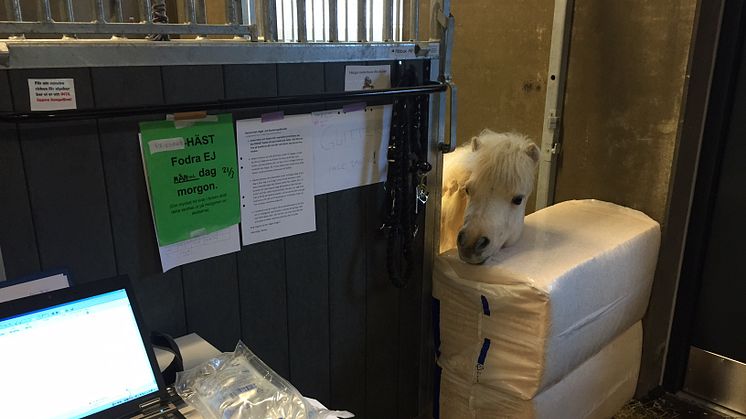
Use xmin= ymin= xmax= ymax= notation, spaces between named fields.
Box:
xmin=525 ymin=142 xmax=540 ymax=163
xmin=471 ymin=136 xmax=480 ymax=151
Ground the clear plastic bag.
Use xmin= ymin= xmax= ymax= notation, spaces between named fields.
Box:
xmin=175 ymin=341 xmax=333 ymax=419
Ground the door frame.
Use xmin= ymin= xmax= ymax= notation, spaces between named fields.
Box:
xmin=662 ymin=0 xmax=746 ymax=393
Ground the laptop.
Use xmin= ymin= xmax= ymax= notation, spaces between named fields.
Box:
xmin=0 ymin=275 xmax=184 ymax=419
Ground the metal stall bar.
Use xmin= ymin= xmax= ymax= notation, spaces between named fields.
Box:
xmin=7 ymin=0 xmax=23 ymax=38
xmin=260 ymin=0 xmax=279 ymax=41
xmin=94 ymin=0 xmax=107 ymax=23
xmin=41 ymin=0 xmax=53 ymax=23
xmin=535 ymin=0 xmax=575 ymax=209
xmin=297 ymin=0 xmax=308 ymax=41
xmin=433 ymin=0 xmax=455 ymax=153
xmin=112 ymin=0 xmax=126 ymax=38
xmin=10 ymin=0 xmax=22 ymax=21
xmin=322 ymin=0 xmax=328 ymax=41
xmin=365 ymin=0 xmax=376 ymax=42
xmin=93 ymin=0 xmax=106 ymax=24
xmin=309 ymin=0 xmax=314 ymax=40
xmin=64 ymin=0 xmax=76 ymax=22
xmin=409 ymin=0 xmax=419 ymax=41
xmin=286 ymin=0 xmax=298 ymax=40
xmin=383 ymin=0 xmax=393 ymax=40
xmin=329 ymin=0 xmax=338 ymax=41
xmin=0 ymin=82 xmax=446 ymax=122
xmin=186 ymin=0 xmax=198 ymax=24
xmin=141 ymin=0 xmax=153 ymax=23
xmin=114 ymin=0 xmax=125 ymax=22
xmin=244 ymin=0 xmax=255 ymax=26
xmin=196 ymin=0 xmax=207 ymax=24
xmin=255 ymin=0 xmax=266 ymax=39
xmin=62 ymin=0 xmax=77 ymax=39
xmin=226 ymin=0 xmax=240 ymax=26
xmin=357 ymin=0 xmax=366 ymax=41
xmin=420 ymin=0 xmax=454 ymax=413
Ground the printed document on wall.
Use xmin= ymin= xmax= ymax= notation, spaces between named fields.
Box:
xmin=236 ymin=114 xmax=316 ymax=246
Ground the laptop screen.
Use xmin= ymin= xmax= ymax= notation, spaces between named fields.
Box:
xmin=0 ymin=287 xmax=160 ymax=419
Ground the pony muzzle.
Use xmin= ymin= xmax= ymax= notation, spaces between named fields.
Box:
xmin=457 ymin=230 xmax=492 ymax=264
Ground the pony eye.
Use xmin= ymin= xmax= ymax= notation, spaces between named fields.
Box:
xmin=511 ymin=195 xmax=524 ymax=205
xmin=464 ymin=187 xmax=470 ymax=195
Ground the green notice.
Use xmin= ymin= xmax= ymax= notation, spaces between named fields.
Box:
xmin=139 ymin=114 xmax=239 ymax=246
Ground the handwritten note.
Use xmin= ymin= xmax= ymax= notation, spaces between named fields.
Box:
xmin=159 ymin=225 xmax=240 ymax=272
xmin=312 ymin=105 xmax=392 ymax=195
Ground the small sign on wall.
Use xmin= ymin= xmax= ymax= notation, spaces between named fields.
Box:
xmin=27 ymin=78 xmax=77 ymax=111
xmin=344 ymin=65 xmax=391 ymax=91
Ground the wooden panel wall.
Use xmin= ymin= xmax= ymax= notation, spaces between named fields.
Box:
xmin=0 ymin=61 xmax=430 ymax=419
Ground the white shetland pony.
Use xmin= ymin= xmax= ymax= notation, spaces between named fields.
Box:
xmin=440 ymin=129 xmax=540 ymax=264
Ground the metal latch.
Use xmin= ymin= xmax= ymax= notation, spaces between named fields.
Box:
xmin=547 ymin=110 xmax=560 ymax=130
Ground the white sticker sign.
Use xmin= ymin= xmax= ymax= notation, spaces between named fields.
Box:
xmin=344 ymin=65 xmax=391 ymax=91
xmin=148 ymin=137 xmax=185 ymax=154
xmin=28 ymin=78 xmax=77 ymax=111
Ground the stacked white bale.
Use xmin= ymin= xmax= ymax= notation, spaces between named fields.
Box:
xmin=438 ymin=322 xmax=642 ymax=419
xmin=433 ymin=200 xmax=660 ymax=417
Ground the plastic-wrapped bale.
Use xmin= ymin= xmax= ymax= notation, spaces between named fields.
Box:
xmin=437 ymin=322 xmax=642 ymax=419
xmin=433 ymin=200 xmax=660 ymax=399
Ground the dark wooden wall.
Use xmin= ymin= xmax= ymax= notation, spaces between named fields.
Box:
xmin=0 ymin=60 xmax=430 ymax=419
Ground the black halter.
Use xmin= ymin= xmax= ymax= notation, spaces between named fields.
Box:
xmin=383 ymin=65 xmax=431 ymax=288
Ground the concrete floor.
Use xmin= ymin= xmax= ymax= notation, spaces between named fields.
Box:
xmin=614 ymin=393 xmax=735 ymax=419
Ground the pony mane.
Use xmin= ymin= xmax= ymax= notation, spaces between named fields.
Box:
xmin=470 ymin=130 xmax=537 ymax=194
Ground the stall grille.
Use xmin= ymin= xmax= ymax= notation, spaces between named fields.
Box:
xmin=0 ymin=0 xmax=419 ymax=42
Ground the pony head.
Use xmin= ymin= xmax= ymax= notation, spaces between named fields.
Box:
xmin=455 ymin=130 xmax=539 ymax=264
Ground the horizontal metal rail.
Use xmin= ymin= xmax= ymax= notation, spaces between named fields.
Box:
xmin=0 ymin=82 xmax=447 ymax=123
xmin=0 ymin=22 xmax=252 ymax=36
xmin=0 ymin=40 xmax=437 ymax=69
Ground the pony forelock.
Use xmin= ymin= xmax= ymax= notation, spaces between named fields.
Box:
xmin=470 ymin=131 xmax=537 ymax=194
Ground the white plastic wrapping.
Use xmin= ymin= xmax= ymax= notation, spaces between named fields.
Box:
xmin=176 ymin=341 xmax=330 ymax=419
xmin=438 ymin=322 xmax=642 ymax=419
xmin=434 ymin=200 xmax=660 ymax=399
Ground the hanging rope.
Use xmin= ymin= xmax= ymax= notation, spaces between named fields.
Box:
xmin=383 ymin=64 xmax=431 ymax=288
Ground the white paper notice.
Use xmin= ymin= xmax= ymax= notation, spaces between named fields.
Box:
xmin=344 ymin=65 xmax=391 ymax=91
xmin=159 ymin=224 xmax=241 ymax=272
xmin=312 ymin=105 xmax=391 ymax=195
xmin=236 ymin=114 xmax=316 ymax=246
xmin=28 ymin=78 xmax=77 ymax=111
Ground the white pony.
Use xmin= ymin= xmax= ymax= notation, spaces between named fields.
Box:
xmin=440 ymin=129 xmax=540 ymax=264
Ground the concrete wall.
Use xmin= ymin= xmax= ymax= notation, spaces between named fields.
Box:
xmin=451 ymin=1 xmax=553 ymax=149
xmin=450 ymin=0 xmax=696 ymax=220
xmin=556 ymin=1 xmax=697 ymax=223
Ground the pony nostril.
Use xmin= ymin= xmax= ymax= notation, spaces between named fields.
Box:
xmin=457 ymin=231 xmax=466 ymax=247
xmin=475 ymin=237 xmax=490 ymax=251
